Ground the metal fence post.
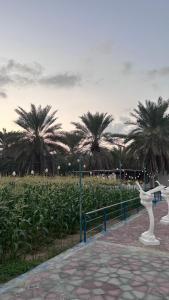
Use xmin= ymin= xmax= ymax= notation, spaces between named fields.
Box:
xmin=79 ymin=156 xmax=83 ymax=242
xmin=123 ymin=203 xmax=126 ymax=220
xmin=123 ymin=203 xmax=128 ymax=220
xmin=125 ymin=202 xmax=128 ymax=220
xmin=103 ymin=209 xmax=107 ymax=232
xmin=153 ymin=193 xmax=157 ymax=206
xmin=83 ymin=214 xmax=87 ymax=243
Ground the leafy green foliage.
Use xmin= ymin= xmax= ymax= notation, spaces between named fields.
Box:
xmin=0 ymin=259 xmax=42 ymax=283
xmin=72 ymin=112 xmax=121 ymax=169
xmin=126 ymin=97 xmax=169 ymax=175
xmin=1 ymin=104 xmax=66 ymax=175
xmin=0 ymin=179 xmax=138 ymax=261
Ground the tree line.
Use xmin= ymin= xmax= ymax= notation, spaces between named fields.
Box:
xmin=1 ymin=97 xmax=169 ymax=177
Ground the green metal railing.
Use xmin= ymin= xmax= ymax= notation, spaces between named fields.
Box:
xmin=83 ymin=191 xmax=162 ymax=242
xmin=83 ymin=196 xmax=140 ymax=242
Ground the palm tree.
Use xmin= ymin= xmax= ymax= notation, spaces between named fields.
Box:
xmin=62 ymin=131 xmax=82 ymax=155
xmin=0 ymin=128 xmax=7 ymax=157
xmin=0 ymin=129 xmax=15 ymax=155
xmin=60 ymin=131 xmax=83 ymax=172
xmin=14 ymin=104 xmax=64 ymax=174
xmin=0 ymin=129 xmax=22 ymax=175
xmin=126 ymin=97 xmax=169 ymax=185
xmin=72 ymin=111 xmax=119 ymax=169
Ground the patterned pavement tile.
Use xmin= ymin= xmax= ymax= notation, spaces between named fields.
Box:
xmin=1 ymin=201 xmax=169 ymax=299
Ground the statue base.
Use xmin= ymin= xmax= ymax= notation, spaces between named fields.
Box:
xmin=139 ymin=232 xmax=160 ymax=245
xmin=160 ymin=215 xmax=169 ymax=225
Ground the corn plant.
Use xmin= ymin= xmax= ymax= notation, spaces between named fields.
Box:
xmin=0 ymin=177 xmax=138 ymax=261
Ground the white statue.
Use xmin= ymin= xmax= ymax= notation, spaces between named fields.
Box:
xmin=156 ymin=181 xmax=169 ymax=225
xmin=136 ymin=181 xmax=164 ymax=245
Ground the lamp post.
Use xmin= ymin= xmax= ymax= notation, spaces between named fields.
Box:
xmin=57 ymin=165 xmax=60 ymax=176
xmin=12 ymin=171 xmax=16 ymax=177
xmin=77 ymin=156 xmax=83 ymax=242
xmin=68 ymin=162 xmax=71 ymax=176
xmin=44 ymin=168 xmax=48 ymax=176
xmin=118 ymin=143 xmax=124 ymax=184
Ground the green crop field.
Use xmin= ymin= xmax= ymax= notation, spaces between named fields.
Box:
xmin=0 ymin=176 xmax=139 ymax=282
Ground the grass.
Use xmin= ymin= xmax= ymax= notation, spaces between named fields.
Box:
xmin=0 ymin=259 xmax=42 ymax=283
xmin=0 ymin=232 xmax=80 ymax=284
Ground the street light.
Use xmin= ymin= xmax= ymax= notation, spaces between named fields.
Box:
xmin=68 ymin=162 xmax=71 ymax=176
xmin=57 ymin=165 xmax=60 ymax=176
xmin=44 ymin=168 xmax=48 ymax=177
xmin=77 ymin=155 xmax=83 ymax=242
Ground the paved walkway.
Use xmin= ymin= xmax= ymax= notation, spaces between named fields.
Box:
xmin=1 ymin=202 xmax=169 ymax=300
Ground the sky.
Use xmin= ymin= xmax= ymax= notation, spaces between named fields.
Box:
xmin=1 ymin=0 xmax=169 ymax=133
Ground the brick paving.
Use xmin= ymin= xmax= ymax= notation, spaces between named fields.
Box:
xmin=1 ymin=201 xmax=169 ymax=299
xmin=100 ymin=201 xmax=169 ymax=252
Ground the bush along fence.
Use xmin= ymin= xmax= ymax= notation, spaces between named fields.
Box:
xmin=0 ymin=181 xmax=138 ymax=261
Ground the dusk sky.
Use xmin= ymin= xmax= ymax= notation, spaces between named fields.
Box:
xmin=1 ymin=0 xmax=169 ymax=132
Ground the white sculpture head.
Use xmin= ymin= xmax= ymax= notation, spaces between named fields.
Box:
xmin=136 ymin=181 xmax=153 ymax=205
xmin=136 ymin=181 xmax=164 ymax=207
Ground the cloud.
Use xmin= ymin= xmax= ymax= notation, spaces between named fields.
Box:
xmin=0 ymin=59 xmax=43 ymax=87
xmin=108 ymin=117 xmax=130 ymax=134
xmin=94 ymin=41 xmax=113 ymax=55
xmin=0 ymin=74 xmax=13 ymax=86
xmin=148 ymin=67 xmax=169 ymax=77
xmin=39 ymin=73 xmax=81 ymax=87
xmin=111 ymin=116 xmax=132 ymax=134
xmin=0 ymin=91 xmax=7 ymax=98
xmin=0 ymin=59 xmax=81 ymax=90
xmin=151 ymin=83 xmax=159 ymax=90
xmin=122 ymin=61 xmax=133 ymax=74
xmin=84 ymin=41 xmax=113 ymax=65
xmin=0 ymin=59 xmax=43 ymax=77
xmin=94 ymin=78 xmax=104 ymax=85
xmin=119 ymin=116 xmax=130 ymax=123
